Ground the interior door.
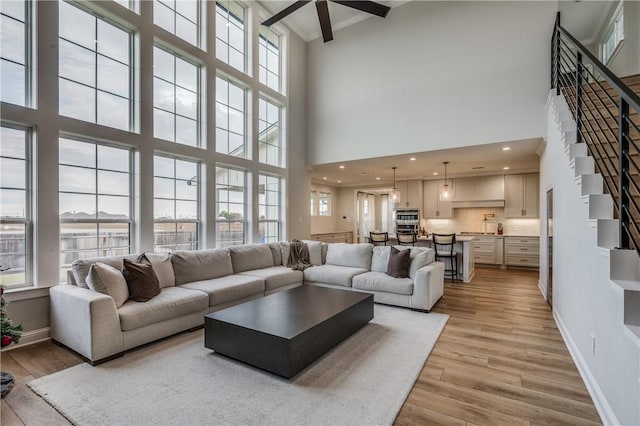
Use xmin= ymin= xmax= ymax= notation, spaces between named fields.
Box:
xmin=547 ymin=188 xmax=553 ymax=308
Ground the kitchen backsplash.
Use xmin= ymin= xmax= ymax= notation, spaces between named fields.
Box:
xmin=421 ymin=207 xmax=540 ymax=236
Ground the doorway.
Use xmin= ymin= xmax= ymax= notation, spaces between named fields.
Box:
xmin=546 ymin=188 xmax=553 ymax=308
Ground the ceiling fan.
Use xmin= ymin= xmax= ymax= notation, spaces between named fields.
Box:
xmin=262 ymin=0 xmax=391 ymax=43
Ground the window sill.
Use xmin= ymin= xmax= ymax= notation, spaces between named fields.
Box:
xmin=4 ymin=285 xmax=54 ymax=302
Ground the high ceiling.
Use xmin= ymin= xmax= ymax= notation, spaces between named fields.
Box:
xmin=259 ymin=0 xmax=406 ymax=42
xmin=560 ymin=1 xmax=616 ymax=45
xmin=309 ymin=138 xmax=543 ymax=187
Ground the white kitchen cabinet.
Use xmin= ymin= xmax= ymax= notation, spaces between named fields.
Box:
xmin=505 ymin=173 xmax=539 ymax=217
xmin=422 ymin=180 xmax=453 ymax=218
xmin=452 ymin=175 xmax=504 ymax=201
xmin=505 ymin=236 xmax=539 ymax=267
xmin=472 ymin=236 xmax=504 ymax=265
xmin=396 ymin=180 xmax=422 ymax=209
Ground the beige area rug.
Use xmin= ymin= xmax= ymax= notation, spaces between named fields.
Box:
xmin=29 ymin=305 xmax=448 ymax=426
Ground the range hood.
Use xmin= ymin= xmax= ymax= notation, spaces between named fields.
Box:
xmin=451 ymin=200 xmax=505 ymax=208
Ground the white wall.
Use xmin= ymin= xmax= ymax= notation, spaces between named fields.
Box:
xmin=540 ymin=94 xmax=640 ymax=425
xmin=306 ymin=1 xmax=558 ymax=165
xmin=310 ymin=183 xmax=340 ymax=234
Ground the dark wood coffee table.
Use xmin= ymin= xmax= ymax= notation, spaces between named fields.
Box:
xmin=204 ymin=285 xmax=374 ymax=378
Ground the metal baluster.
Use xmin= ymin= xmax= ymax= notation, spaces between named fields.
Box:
xmin=619 ymin=97 xmax=630 ymax=249
xmin=575 ymin=52 xmax=583 ymax=145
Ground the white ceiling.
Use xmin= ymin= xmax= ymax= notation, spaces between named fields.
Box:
xmin=309 ymin=138 xmax=543 ymax=187
xmin=558 ymin=1 xmax=615 ymax=45
xmin=259 ymin=0 xmax=406 ymax=42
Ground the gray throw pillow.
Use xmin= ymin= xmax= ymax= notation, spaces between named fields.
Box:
xmin=86 ymin=262 xmax=129 ymax=308
xmin=386 ymin=246 xmax=410 ymax=278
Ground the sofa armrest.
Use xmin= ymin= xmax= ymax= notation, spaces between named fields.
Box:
xmin=412 ymin=262 xmax=445 ymax=310
xmin=50 ymin=284 xmax=123 ymax=362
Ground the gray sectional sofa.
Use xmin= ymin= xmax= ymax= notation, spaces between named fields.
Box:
xmin=50 ymin=241 xmax=444 ymax=364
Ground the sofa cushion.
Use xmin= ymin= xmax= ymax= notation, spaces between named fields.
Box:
xmin=118 ymin=287 xmax=208 ymax=331
xmin=321 ymin=243 xmax=328 ymax=264
xmin=123 ymin=258 xmax=161 ymax=302
xmin=386 ymin=246 xmax=410 ymax=278
xmin=86 ymin=262 xmax=129 ymax=308
xmin=171 ymin=249 xmax=233 ymax=285
xmin=71 ymin=254 xmax=139 ymax=288
xmin=238 ymin=266 xmax=303 ymax=291
xmin=371 ymin=246 xmax=391 ymax=272
xmin=301 ymin=240 xmax=322 ymax=266
xmin=229 ymin=244 xmax=274 ymax=273
xmin=325 ymin=243 xmax=373 ymax=270
xmin=280 ymin=241 xmax=290 ymax=266
xmin=179 ymin=275 xmax=265 ymax=307
xmin=303 ymin=264 xmax=368 ymax=287
xmin=143 ymin=253 xmax=175 ymax=288
xmin=407 ymin=247 xmax=435 ymax=279
xmin=269 ymin=242 xmax=282 ymax=266
xmin=352 ymin=272 xmax=414 ymax=296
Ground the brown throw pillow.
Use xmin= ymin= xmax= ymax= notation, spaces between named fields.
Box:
xmin=123 ymin=258 xmax=160 ymax=302
xmin=386 ymin=246 xmax=411 ymax=278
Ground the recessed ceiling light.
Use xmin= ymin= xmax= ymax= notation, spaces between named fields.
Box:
xmin=502 ymin=147 xmax=511 ymax=151
xmin=337 ymin=180 xmax=342 ymax=183
xmin=472 ymin=166 xmax=484 ymax=170
xmin=323 ymin=176 xmax=327 ymax=180
xmin=360 ymin=171 xmax=369 ymax=176
xmin=503 ymin=166 xmax=510 ymax=170
xmin=433 ymin=172 xmax=438 ymax=176
xmin=376 ymin=177 xmax=381 ymax=180
xmin=409 ymin=157 xmax=416 ymax=161
xmin=339 ymin=165 xmax=345 ymax=169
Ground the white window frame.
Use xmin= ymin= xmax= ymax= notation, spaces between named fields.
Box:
xmin=258 ymin=174 xmax=282 ymax=243
xmin=0 ymin=125 xmax=32 ymax=288
xmin=601 ymin=4 xmax=624 ymax=65
xmin=215 ymin=0 xmax=246 ymax=73
xmin=310 ymin=190 xmax=317 ymax=216
xmin=0 ymin=0 xmax=33 ymax=107
xmin=215 ymin=74 xmax=247 ymax=158
xmin=258 ymin=96 xmax=283 ymax=167
xmin=215 ymin=166 xmax=248 ymax=247
xmin=153 ymin=0 xmax=203 ymax=48
xmin=318 ymin=191 xmax=331 ymax=216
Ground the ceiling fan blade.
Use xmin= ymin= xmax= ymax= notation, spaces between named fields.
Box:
xmin=262 ymin=0 xmax=311 ymax=26
xmin=330 ymin=0 xmax=390 ymax=18
xmin=316 ymin=0 xmax=334 ymax=43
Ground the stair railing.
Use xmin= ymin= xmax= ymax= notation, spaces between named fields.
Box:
xmin=551 ymin=12 xmax=640 ymax=255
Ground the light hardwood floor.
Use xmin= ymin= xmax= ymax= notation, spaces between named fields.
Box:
xmin=1 ymin=267 xmax=601 ymax=425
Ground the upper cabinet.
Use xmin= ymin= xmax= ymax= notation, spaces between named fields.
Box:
xmin=452 ymin=175 xmax=505 ymax=201
xmin=504 ymin=173 xmax=539 ymax=217
xmin=423 ymin=180 xmax=453 ymax=218
xmin=396 ymin=180 xmax=422 ymax=209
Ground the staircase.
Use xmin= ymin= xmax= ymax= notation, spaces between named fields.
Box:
xmin=550 ymin=12 xmax=640 ymax=339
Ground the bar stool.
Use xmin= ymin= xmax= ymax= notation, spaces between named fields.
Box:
xmin=397 ymin=231 xmax=417 ymax=246
xmin=432 ymin=233 xmax=458 ymax=281
xmin=369 ymin=231 xmax=389 ymax=246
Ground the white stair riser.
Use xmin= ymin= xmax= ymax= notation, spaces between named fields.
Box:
xmin=597 ymin=219 xmax=620 ymax=249
xmin=589 ymin=194 xmax=614 ymax=220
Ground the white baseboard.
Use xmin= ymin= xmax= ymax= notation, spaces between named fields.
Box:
xmin=553 ymin=311 xmax=620 ymax=426
xmin=0 ymin=327 xmax=50 ymax=352
xmin=538 ymin=279 xmax=547 ymax=300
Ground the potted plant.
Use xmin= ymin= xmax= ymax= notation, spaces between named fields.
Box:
xmin=1 ymin=286 xmax=23 ymax=398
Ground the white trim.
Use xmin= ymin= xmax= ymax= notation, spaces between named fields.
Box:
xmin=4 ymin=286 xmax=51 ymax=302
xmin=0 ymin=327 xmax=50 ymax=351
xmin=538 ymin=279 xmax=547 ymax=300
xmin=553 ymin=310 xmax=620 ymax=426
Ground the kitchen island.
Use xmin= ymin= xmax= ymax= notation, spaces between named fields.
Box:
xmin=389 ymin=235 xmax=475 ymax=283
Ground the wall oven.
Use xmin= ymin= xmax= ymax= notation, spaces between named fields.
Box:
xmin=396 ymin=208 xmax=419 ymax=234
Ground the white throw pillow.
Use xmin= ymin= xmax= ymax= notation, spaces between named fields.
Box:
xmin=87 ymin=262 xmax=129 ymax=308
xmin=302 ymin=240 xmax=323 ymax=266
xmin=144 ymin=253 xmax=175 ymax=288
xmin=371 ymin=246 xmax=391 ymax=272
xmin=408 ymin=248 xmax=433 ymax=279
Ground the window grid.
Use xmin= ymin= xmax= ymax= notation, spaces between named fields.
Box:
xmin=602 ymin=6 xmax=624 ymax=64
xmin=0 ymin=126 xmax=31 ymax=288
xmin=319 ymin=192 xmax=330 ymax=216
xmin=1 ymin=0 xmax=30 ymax=106
xmin=259 ymin=26 xmax=280 ymax=92
xmin=59 ymin=138 xmax=133 ymax=279
xmin=258 ymin=97 xmax=282 ymax=167
xmin=58 ymin=1 xmax=133 ymax=131
xmin=215 ymin=166 xmax=247 ymax=247
xmin=215 ymin=75 xmax=246 ymax=157
xmin=310 ymin=191 xmax=317 ymax=216
xmin=259 ymin=174 xmax=281 ymax=243
xmin=153 ymin=0 xmax=201 ymax=47
xmin=153 ymin=155 xmax=200 ymax=252
xmin=153 ymin=46 xmax=201 ymax=147
xmin=215 ymin=1 xmax=246 ymax=73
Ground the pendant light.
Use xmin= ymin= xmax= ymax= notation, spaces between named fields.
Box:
xmin=440 ymin=161 xmax=452 ymax=200
xmin=390 ymin=166 xmax=401 ymax=203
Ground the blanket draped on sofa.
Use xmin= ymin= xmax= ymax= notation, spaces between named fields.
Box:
xmin=287 ymin=240 xmax=312 ymax=271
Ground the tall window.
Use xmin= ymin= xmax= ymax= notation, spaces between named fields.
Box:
xmin=602 ymin=5 xmax=624 ymax=64
xmin=1 ymin=0 xmax=30 ymax=106
xmin=310 ymin=191 xmax=317 ymax=216
xmin=259 ymin=26 xmax=280 ymax=92
xmin=59 ymin=138 xmax=132 ymax=278
xmin=319 ymin=192 xmax=330 ymax=216
xmin=153 ymin=46 xmax=200 ymax=147
xmin=154 ymin=0 xmax=201 ymax=47
xmin=153 ymin=155 xmax=199 ymax=251
xmin=258 ymin=174 xmax=281 ymax=242
xmin=215 ymin=1 xmax=245 ymax=72
xmin=216 ymin=76 xmax=246 ymax=157
xmin=0 ymin=126 xmax=31 ymax=288
xmin=58 ymin=1 xmax=133 ymax=131
xmin=258 ymin=97 xmax=282 ymax=167
xmin=216 ymin=167 xmax=246 ymax=247
xmin=114 ymin=0 xmax=138 ymax=13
